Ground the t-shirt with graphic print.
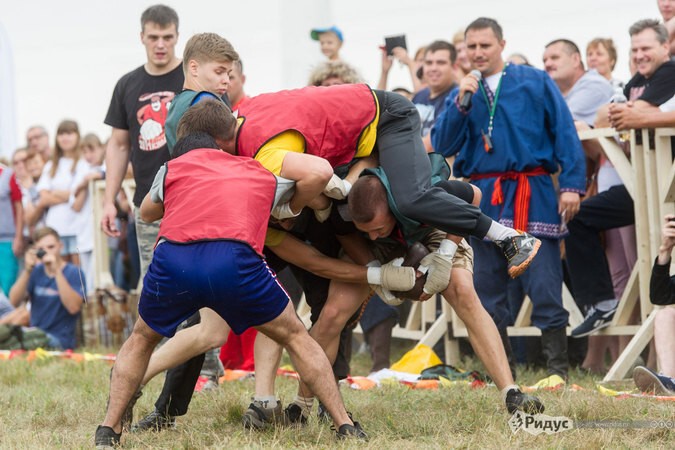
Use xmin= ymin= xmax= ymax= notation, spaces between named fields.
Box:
xmin=412 ymin=85 xmax=456 ymax=136
xmin=104 ymin=64 xmax=184 ymax=206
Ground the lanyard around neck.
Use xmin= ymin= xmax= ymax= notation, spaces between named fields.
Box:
xmin=479 ymin=63 xmax=508 ymax=138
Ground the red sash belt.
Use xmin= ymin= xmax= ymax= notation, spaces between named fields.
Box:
xmin=471 ymin=166 xmax=549 ymax=231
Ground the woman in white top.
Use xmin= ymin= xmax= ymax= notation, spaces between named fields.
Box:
xmin=33 ymin=120 xmax=89 ymax=264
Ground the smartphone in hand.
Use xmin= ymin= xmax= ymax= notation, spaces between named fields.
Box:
xmin=384 ymin=34 xmax=407 ymax=56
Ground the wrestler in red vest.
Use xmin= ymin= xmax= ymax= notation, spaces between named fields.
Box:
xmin=236 ymin=83 xmax=377 ymax=167
xmin=158 ymin=148 xmax=276 ymax=256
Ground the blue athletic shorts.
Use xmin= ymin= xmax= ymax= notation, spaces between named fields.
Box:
xmin=139 ymin=240 xmax=289 ymax=336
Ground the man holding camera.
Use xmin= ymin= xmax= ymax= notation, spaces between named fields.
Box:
xmin=8 ymin=227 xmax=85 ymax=349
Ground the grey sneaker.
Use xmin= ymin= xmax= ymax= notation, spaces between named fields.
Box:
xmin=131 ymin=408 xmax=176 ymax=433
xmin=498 ymin=232 xmax=541 ymax=278
xmin=95 ymin=425 xmax=121 ymax=449
xmin=242 ymin=401 xmax=284 ymax=430
xmin=505 ymin=388 xmax=545 ymax=414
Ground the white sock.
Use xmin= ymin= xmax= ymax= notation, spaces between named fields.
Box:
xmin=596 ymin=299 xmax=618 ymax=312
xmin=485 ymin=221 xmax=518 ymax=242
xmin=253 ymin=396 xmax=278 ymax=409
xmin=501 ymin=384 xmax=520 ymax=403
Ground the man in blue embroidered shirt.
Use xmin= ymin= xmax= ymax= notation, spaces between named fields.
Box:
xmin=432 ymin=17 xmax=586 ymax=388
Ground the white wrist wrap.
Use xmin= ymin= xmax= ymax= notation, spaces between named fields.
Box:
xmin=367 ymin=267 xmax=382 ymax=285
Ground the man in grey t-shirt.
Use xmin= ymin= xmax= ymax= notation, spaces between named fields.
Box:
xmin=543 ymin=39 xmax=614 ymax=125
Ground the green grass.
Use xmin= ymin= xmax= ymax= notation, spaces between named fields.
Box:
xmin=0 ymin=339 xmax=673 ymax=449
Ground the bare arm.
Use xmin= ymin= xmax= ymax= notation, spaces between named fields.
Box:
xmin=140 ymin=192 xmax=164 ymax=223
xmin=12 ymin=200 xmax=24 ymax=257
xmin=269 ymin=232 xmax=368 ymax=283
xmin=336 ymin=233 xmax=375 ymax=265
xmin=610 ymin=104 xmax=675 ymax=130
xmin=279 ymin=152 xmax=333 ymax=214
xmin=9 ymin=248 xmax=38 ymax=307
xmin=376 ymin=46 xmax=393 ymax=91
xmin=53 ymin=266 xmax=85 ymax=314
xmin=101 ymin=128 xmax=131 ymax=237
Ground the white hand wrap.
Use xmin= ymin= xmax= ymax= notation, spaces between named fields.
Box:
xmin=419 ymin=245 xmax=454 ymax=295
xmin=323 ymin=174 xmax=352 ymax=200
xmin=271 ymin=202 xmax=300 ymax=220
xmin=313 ymin=202 xmax=332 ymax=223
xmin=373 ymin=285 xmax=404 ymax=306
xmin=379 ymin=262 xmax=416 ymax=291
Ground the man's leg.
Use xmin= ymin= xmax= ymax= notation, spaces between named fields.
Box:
xmin=565 ymin=185 xmax=634 ymax=313
xmin=375 ymin=92 xmax=492 ymax=238
xmin=287 ymin=280 xmax=369 ymax=421
xmin=142 ymin=308 xmax=230 ymax=385
xmin=97 ymin=316 xmax=164 ymax=443
xmin=655 ymin=307 xmax=675 ymax=377
xmin=241 ymin=331 xmax=285 ymax=429
xmin=132 ymin=309 xmax=230 ymax=431
xmin=134 ymin=209 xmax=159 ymax=282
xmin=256 ymin=301 xmax=358 ymax=433
xmin=521 ymin=238 xmax=569 ymax=383
xmin=443 ymin=268 xmax=514 ymax=390
xmin=442 ymin=242 xmax=543 ymax=414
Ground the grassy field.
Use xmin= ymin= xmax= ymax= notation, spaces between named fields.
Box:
xmin=0 ymin=340 xmax=673 ymax=449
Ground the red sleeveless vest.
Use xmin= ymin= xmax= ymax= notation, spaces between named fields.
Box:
xmin=158 ymin=148 xmax=276 ymax=255
xmin=236 ymin=84 xmax=377 ymax=167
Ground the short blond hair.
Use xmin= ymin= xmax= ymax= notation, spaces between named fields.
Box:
xmin=183 ymin=33 xmax=239 ymax=74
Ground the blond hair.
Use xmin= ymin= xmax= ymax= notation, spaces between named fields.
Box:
xmin=308 ymin=61 xmax=363 ymax=86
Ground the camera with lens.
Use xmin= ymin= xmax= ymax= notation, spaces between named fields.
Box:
xmin=36 ymin=248 xmax=47 ymax=260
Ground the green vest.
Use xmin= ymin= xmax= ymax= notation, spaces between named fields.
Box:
xmin=364 ymin=152 xmax=451 ymax=246
xmin=165 ymin=90 xmax=202 ymax=155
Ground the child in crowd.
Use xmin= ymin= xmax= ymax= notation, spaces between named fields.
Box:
xmin=310 ymin=26 xmax=343 ymax=61
xmin=71 ymin=133 xmax=106 ymax=295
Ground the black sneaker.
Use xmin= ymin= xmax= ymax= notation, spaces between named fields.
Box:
xmin=335 ymin=421 xmax=368 ymax=440
xmin=505 ymin=388 xmax=545 ymax=414
xmin=283 ymin=403 xmax=309 ymax=426
xmin=633 ymin=366 xmax=675 ymax=396
xmin=242 ymin=401 xmax=284 ymax=430
xmin=121 ymin=389 xmax=143 ymax=431
xmin=95 ymin=425 xmax=121 ymax=449
xmin=498 ymin=232 xmax=541 ymax=278
xmin=131 ymin=408 xmax=176 ymax=433
xmin=571 ymin=307 xmax=615 ymax=337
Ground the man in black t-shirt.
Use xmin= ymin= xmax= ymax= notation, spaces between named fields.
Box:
xmin=565 ymin=19 xmax=675 ymax=338
xmin=100 ymin=4 xmax=183 ymax=279
xmin=96 ymin=8 xmax=185 ymax=447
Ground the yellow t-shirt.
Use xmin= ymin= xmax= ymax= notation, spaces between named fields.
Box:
xmin=264 ymin=227 xmax=287 ymax=247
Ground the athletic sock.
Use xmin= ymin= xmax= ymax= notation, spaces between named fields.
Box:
xmin=485 ymin=220 xmax=519 ymax=242
xmin=293 ymin=395 xmax=315 ymax=415
xmin=501 ymin=384 xmax=520 ymax=403
xmin=253 ymin=396 xmax=278 ymax=409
